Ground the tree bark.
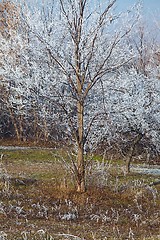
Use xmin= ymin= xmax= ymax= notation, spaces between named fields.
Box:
xmin=126 ymin=133 xmax=143 ymax=173
xmin=75 ymin=8 xmax=86 ymax=192
xmin=76 ymin=101 xmax=86 ymax=193
xmin=77 ymin=145 xmax=86 ymax=192
xmin=8 ymin=107 xmax=21 ymax=142
xmin=126 ymin=146 xmax=134 ymax=174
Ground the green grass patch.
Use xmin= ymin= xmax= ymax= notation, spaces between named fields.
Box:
xmin=0 ymin=149 xmax=58 ymax=163
xmin=91 ymin=154 xmax=104 ymax=162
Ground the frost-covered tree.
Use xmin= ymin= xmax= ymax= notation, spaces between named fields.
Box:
xmin=20 ymin=0 xmax=139 ymax=192
xmin=104 ymin=67 xmax=160 ymax=173
xmin=0 ymin=0 xmax=26 ymax=141
xmin=0 ymin=0 xmax=58 ymax=142
xmin=130 ymin=22 xmax=159 ymax=77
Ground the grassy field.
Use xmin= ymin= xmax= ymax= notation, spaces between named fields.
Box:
xmin=0 ymin=147 xmax=160 ymax=239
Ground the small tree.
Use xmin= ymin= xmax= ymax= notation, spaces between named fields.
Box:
xmin=105 ymin=67 xmax=160 ymax=173
xmin=21 ymin=0 xmax=139 ymax=192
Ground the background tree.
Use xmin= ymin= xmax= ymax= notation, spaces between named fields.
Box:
xmin=104 ymin=68 xmax=160 ymax=173
xmin=0 ymin=0 xmax=58 ymax=142
xmin=0 ymin=0 xmax=22 ymax=140
xmin=98 ymin=22 xmax=160 ymax=173
xmin=0 ymin=0 xmax=20 ymax=38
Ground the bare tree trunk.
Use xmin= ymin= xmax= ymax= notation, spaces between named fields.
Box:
xmin=126 ymin=146 xmax=134 ymax=174
xmin=43 ymin=118 xmax=49 ymax=142
xmin=76 ymin=101 xmax=86 ymax=193
xmin=77 ymin=145 xmax=85 ymax=192
xmin=75 ymin=5 xmax=86 ymax=192
xmin=8 ymin=107 xmax=21 ymax=142
xmin=33 ymin=108 xmax=42 ymax=143
xmin=19 ymin=114 xmax=25 ymax=141
xmin=126 ymin=133 xmax=143 ymax=173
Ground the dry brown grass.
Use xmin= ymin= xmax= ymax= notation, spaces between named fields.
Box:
xmin=0 ymin=148 xmax=160 ymax=239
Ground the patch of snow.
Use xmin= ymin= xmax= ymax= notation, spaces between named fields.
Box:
xmin=132 ymin=165 xmax=160 ymax=176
